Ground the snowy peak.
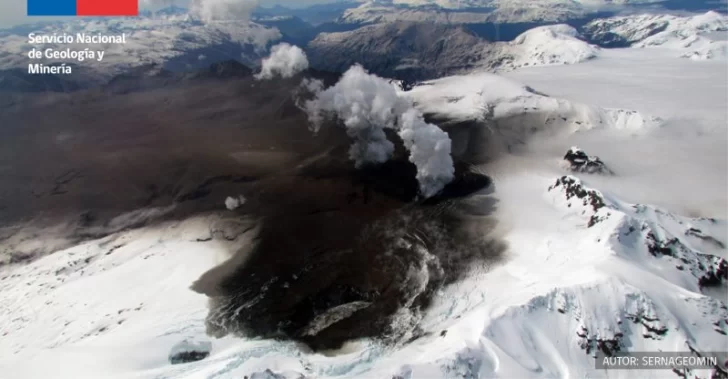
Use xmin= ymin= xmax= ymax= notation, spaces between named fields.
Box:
xmin=562 ymin=147 xmax=614 ymax=175
xmin=686 ymin=10 xmax=728 ymax=30
xmin=548 ymin=175 xmax=728 ymax=295
xmin=548 ymin=175 xmax=610 ymax=228
xmin=514 ymin=23 xmax=582 ymax=42
xmin=508 ymin=24 xmax=599 ymax=68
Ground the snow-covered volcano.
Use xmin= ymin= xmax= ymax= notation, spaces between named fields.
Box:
xmin=1 ymin=38 xmax=726 ymax=379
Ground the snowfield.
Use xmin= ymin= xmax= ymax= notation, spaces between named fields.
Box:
xmin=1 ymin=44 xmax=727 ymax=379
xmin=683 ymin=40 xmax=728 ymax=60
xmin=405 ymin=71 xmax=661 ymax=132
xmin=583 ymin=11 xmax=728 ymax=59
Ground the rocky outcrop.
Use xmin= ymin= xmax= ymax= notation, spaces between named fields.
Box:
xmin=562 ymin=147 xmax=613 ymax=175
xmin=168 ymin=339 xmax=212 ymax=365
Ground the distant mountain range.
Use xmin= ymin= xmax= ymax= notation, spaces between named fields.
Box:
xmin=0 ymin=2 xmax=725 ymax=92
xmin=307 ymin=22 xmax=600 ymax=81
xmin=582 ymin=10 xmax=728 ymax=59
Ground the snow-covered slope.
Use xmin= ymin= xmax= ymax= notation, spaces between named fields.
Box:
xmin=405 ymin=71 xmax=660 ymax=131
xmin=683 ymin=40 xmax=728 ymax=60
xmin=0 ymin=214 xmax=252 ymax=377
xmin=583 ymin=11 xmax=728 ymax=58
xmin=388 ymin=169 xmax=728 ymax=379
xmin=506 ymin=24 xmax=599 ymax=68
xmin=2 ymin=163 xmax=725 ymax=379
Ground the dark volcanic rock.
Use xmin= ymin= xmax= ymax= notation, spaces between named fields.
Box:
xmin=577 ymin=325 xmax=625 ymax=357
xmin=581 ymin=19 xmax=669 ymax=48
xmin=169 ymin=351 xmax=210 ymax=365
xmin=563 ymin=147 xmax=613 ymax=175
xmin=685 ymin=227 xmax=726 ymax=249
xmin=168 ymin=340 xmax=211 ymax=365
xmin=548 ymin=176 xmax=608 ymax=227
xmin=699 ymin=258 xmax=728 ymax=289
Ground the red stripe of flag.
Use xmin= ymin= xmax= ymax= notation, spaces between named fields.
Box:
xmin=76 ymin=0 xmax=138 ymax=16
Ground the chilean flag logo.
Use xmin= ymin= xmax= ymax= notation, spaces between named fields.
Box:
xmin=28 ymin=0 xmax=139 ymax=16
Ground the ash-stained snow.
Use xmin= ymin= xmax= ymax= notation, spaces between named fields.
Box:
xmin=0 ymin=46 xmax=726 ymax=379
xmin=5 ymin=166 xmax=724 ymax=379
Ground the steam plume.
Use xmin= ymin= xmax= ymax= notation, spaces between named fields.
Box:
xmin=189 ymin=0 xmax=258 ymax=22
xmin=256 ymin=43 xmax=310 ymax=80
xmin=304 ymin=65 xmax=454 ymax=197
